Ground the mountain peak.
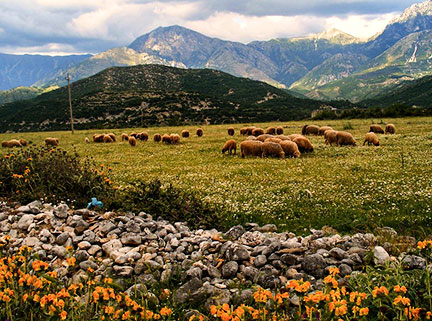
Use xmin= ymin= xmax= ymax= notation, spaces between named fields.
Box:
xmin=289 ymin=28 xmax=362 ymax=44
xmin=391 ymin=0 xmax=432 ymax=24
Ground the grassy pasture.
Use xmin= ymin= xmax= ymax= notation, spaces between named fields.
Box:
xmin=1 ymin=117 xmax=432 ymax=236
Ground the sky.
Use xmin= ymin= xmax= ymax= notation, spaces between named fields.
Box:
xmin=0 ymin=0 xmax=425 ymax=56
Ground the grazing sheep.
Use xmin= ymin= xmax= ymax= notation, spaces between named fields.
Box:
xmin=265 ymin=127 xmax=276 ymax=135
xmin=45 ymin=137 xmax=59 ymax=146
xmin=287 ymin=134 xmax=305 ymax=141
xmin=3 ymin=140 xmax=22 ymax=148
xmin=256 ymin=134 xmax=274 ymax=142
xmin=181 ymin=130 xmax=190 ymax=138
xmin=336 ymin=131 xmax=357 ymax=146
xmin=293 ymin=137 xmax=314 ymax=153
xmin=369 ymin=125 xmax=384 ymax=134
xmin=222 ymin=139 xmax=237 ymax=155
xmin=252 ymin=128 xmax=265 ymax=137
xmin=302 ymin=125 xmax=319 ymax=135
xmin=84 ymin=137 xmax=90 ymax=144
xmin=128 ymin=136 xmax=137 ymax=147
xmin=162 ymin=134 xmax=172 ymax=144
xmin=19 ymin=139 xmax=27 ymax=146
xmin=246 ymin=126 xmax=256 ymax=135
xmin=108 ymin=133 xmax=116 ymax=142
xmin=103 ymin=135 xmax=114 ymax=143
xmin=276 ymin=126 xmax=284 ymax=135
xmin=129 ymin=132 xmax=138 ymax=138
xmin=363 ymin=132 xmax=380 ymax=146
xmin=246 ymin=136 xmax=257 ymax=141
xmin=385 ymin=124 xmax=396 ymax=134
xmin=153 ymin=133 xmax=161 ymax=142
xmin=318 ymin=126 xmax=333 ymax=136
xmin=276 ymin=135 xmax=291 ymax=141
xmin=228 ymin=127 xmax=235 ymax=136
xmin=1 ymin=141 xmax=8 ymax=148
xmin=324 ymin=130 xmax=338 ymax=146
xmin=280 ymin=140 xmax=301 ymax=158
xmin=240 ymin=127 xmax=248 ymax=135
xmin=137 ymin=132 xmax=149 ymax=141
xmin=264 ymin=137 xmax=282 ymax=144
xmin=262 ymin=142 xmax=285 ymax=159
xmin=196 ymin=128 xmax=203 ymax=137
xmin=170 ymin=134 xmax=180 ymax=144
xmin=93 ymin=134 xmax=104 ymax=143
xmin=240 ymin=140 xmax=264 ymax=158
xmin=121 ymin=133 xmax=129 ymax=141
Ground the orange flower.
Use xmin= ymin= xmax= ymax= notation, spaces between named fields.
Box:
xmin=359 ymin=307 xmax=369 ymax=316
xmin=210 ymin=305 xmax=218 ymax=315
xmin=426 ymin=311 xmax=432 ymax=319
xmin=23 ymin=294 xmax=28 ymax=302
xmin=328 ymin=267 xmax=340 ymax=276
xmin=372 ymin=286 xmax=389 ymax=297
xmin=122 ymin=311 xmax=130 ymax=320
xmin=60 ymin=311 xmax=67 ymax=320
xmin=160 ymin=307 xmax=172 ymax=316
xmin=394 ymin=295 xmax=411 ymax=306
xmin=394 ymin=285 xmax=407 ymax=293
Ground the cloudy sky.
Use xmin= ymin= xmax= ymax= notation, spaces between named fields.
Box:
xmin=0 ymin=0 xmax=424 ymax=55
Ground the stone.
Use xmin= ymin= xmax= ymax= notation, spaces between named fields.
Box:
xmin=17 ymin=214 xmax=34 ymax=230
xmin=113 ymin=265 xmax=133 ymax=276
xmin=301 ymin=254 xmax=327 ymax=278
xmin=22 ymin=237 xmax=40 ymax=247
xmin=75 ymin=219 xmax=90 ymax=235
xmin=52 ymin=245 xmax=67 ymax=258
xmin=79 ymin=260 xmax=98 ymax=271
xmin=259 ymin=224 xmax=277 ymax=233
xmin=222 ymin=261 xmax=238 ymax=279
xmin=54 ymin=204 xmax=69 ymax=219
xmin=121 ymin=233 xmax=142 ymax=245
xmin=56 ymin=232 xmax=70 ymax=245
xmin=100 ymin=222 xmax=116 ymax=235
xmin=329 ymin=247 xmax=347 ymax=260
xmin=338 ymin=263 xmax=352 ymax=277
xmin=401 ymin=255 xmax=426 ymax=270
xmin=254 ymin=255 xmax=267 ymax=268
xmin=224 ymin=225 xmax=245 ymax=240
xmin=173 ymin=278 xmax=203 ymax=305
xmin=75 ymin=250 xmax=90 ymax=263
xmin=187 ymin=267 xmax=203 ymax=279
xmin=78 ymin=241 xmax=92 ymax=250
xmin=374 ymin=246 xmax=390 ymax=265
xmin=102 ymin=239 xmax=123 ymax=258
xmin=207 ymin=265 xmax=221 ymax=278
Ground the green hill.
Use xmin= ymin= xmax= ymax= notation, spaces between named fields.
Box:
xmin=0 ymin=64 xmax=335 ymax=132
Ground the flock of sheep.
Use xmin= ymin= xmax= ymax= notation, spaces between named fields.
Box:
xmin=1 ymin=137 xmax=59 ymax=148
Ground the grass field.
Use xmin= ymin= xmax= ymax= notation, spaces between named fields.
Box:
xmin=1 ymin=117 xmax=432 ymax=236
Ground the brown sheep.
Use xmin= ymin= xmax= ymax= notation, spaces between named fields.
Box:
xmin=129 ymin=132 xmax=138 ymax=138
xmin=363 ymin=132 xmax=380 ymax=146
xmin=287 ymin=134 xmax=305 ymax=141
xmin=324 ymin=130 xmax=338 ymax=146
xmin=246 ymin=136 xmax=257 ymax=141
xmin=240 ymin=140 xmax=263 ymax=158
xmin=246 ymin=126 xmax=256 ymax=135
xmin=240 ymin=127 xmax=248 ymax=136
xmin=137 ymin=132 xmax=149 ymax=141
xmin=103 ymin=135 xmax=114 ymax=143
xmin=162 ymin=134 xmax=172 ymax=144
xmin=336 ymin=131 xmax=357 ymax=146
xmin=3 ymin=140 xmax=22 ymax=148
xmin=302 ymin=125 xmax=319 ymax=135
xmin=385 ymin=124 xmax=396 ymax=134
xmin=369 ymin=125 xmax=384 ymax=134
xmin=222 ymin=139 xmax=237 ymax=155
xmin=318 ymin=126 xmax=333 ymax=136
xmin=262 ymin=142 xmax=285 ymax=159
xmin=19 ymin=139 xmax=27 ymax=146
xmin=252 ymin=128 xmax=265 ymax=137
xmin=128 ymin=136 xmax=137 ymax=147
xmin=1 ymin=141 xmax=8 ymax=148
xmin=276 ymin=126 xmax=284 ymax=135
xmin=265 ymin=127 xmax=276 ymax=135
xmin=45 ymin=137 xmax=59 ymax=146
xmin=196 ymin=128 xmax=203 ymax=137
xmin=107 ymin=133 xmax=116 ymax=142
xmin=293 ymin=137 xmax=314 ymax=153
xmin=228 ymin=127 xmax=235 ymax=136
xmin=84 ymin=137 xmax=90 ymax=144
xmin=170 ymin=134 xmax=180 ymax=144
xmin=153 ymin=134 xmax=161 ymax=142
xmin=121 ymin=133 xmax=129 ymax=141
xmin=264 ymin=137 xmax=282 ymax=144
xmin=276 ymin=135 xmax=291 ymax=141
xmin=93 ymin=134 xmax=104 ymax=143
xmin=256 ymin=134 xmax=274 ymax=142
xmin=181 ymin=130 xmax=190 ymax=138
xmin=280 ymin=140 xmax=301 ymax=158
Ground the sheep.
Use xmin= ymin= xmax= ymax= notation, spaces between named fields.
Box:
xmin=129 ymin=132 xmax=138 ymax=138
xmin=162 ymin=134 xmax=172 ymax=144
xmin=293 ymin=137 xmax=314 ymax=153
xmin=170 ymin=134 xmax=180 ymax=144
xmin=121 ymin=133 xmax=129 ymax=141
xmin=181 ymin=130 xmax=190 ymax=138
xmin=45 ymin=137 xmax=59 ymax=146
xmin=196 ymin=128 xmax=203 ymax=137
xmin=336 ymin=131 xmax=357 ymax=146
xmin=276 ymin=126 xmax=284 ymax=135
xmin=2 ymin=140 xmax=22 ymax=148
xmin=246 ymin=126 xmax=256 ymax=135
xmin=318 ymin=126 xmax=333 ymax=136
xmin=228 ymin=127 xmax=235 ymax=136
xmin=262 ymin=142 xmax=285 ymax=159
xmin=137 ymin=132 xmax=148 ymax=141
xmin=363 ymin=132 xmax=380 ymax=146
xmin=222 ymin=139 xmax=237 ymax=155
xmin=276 ymin=135 xmax=291 ymax=141
xmin=324 ymin=130 xmax=338 ymax=146
xmin=385 ymin=124 xmax=396 ymax=134
xmin=246 ymin=136 xmax=257 ymax=141
xmin=264 ymin=137 xmax=282 ymax=144
xmin=128 ymin=136 xmax=137 ymax=147
xmin=252 ymin=128 xmax=265 ymax=137
xmin=19 ymin=139 xmax=27 ymax=146
xmin=287 ymin=134 xmax=305 ymax=141
xmin=103 ymin=135 xmax=114 ymax=143
xmin=85 ymin=137 xmax=90 ymax=144
xmin=265 ymin=127 xmax=276 ymax=135
xmin=280 ymin=140 xmax=301 ymax=158
xmin=256 ymin=134 xmax=274 ymax=142
xmin=240 ymin=140 xmax=263 ymax=158
xmin=1 ymin=141 xmax=7 ymax=148
xmin=369 ymin=125 xmax=384 ymax=134
xmin=153 ymin=134 xmax=161 ymax=142
xmin=93 ymin=134 xmax=104 ymax=143
xmin=107 ymin=133 xmax=116 ymax=142
xmin=302 ymin=125 xmax=319 ymax=135
xmin=240 ymin=127 xmax=248 ymax=136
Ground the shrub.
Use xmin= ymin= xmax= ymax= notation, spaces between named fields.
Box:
xmin=0 ymin=146 xmax=115 ymax=208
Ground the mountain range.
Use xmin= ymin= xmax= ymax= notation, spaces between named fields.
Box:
xmin=2 ymin=0 xmax=432 ymax=105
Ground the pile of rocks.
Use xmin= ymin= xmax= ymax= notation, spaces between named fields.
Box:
xmin=0 ymin=200 xmax=424 ymax=307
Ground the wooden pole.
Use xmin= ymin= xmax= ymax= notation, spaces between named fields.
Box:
xmin=67 ymin=74 xmax=74 ymax=133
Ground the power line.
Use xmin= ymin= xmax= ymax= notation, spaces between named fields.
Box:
xmin=66 ymin=73 xmax=74 ymax=134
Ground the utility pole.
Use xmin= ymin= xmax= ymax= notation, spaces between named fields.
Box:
xmin=66 ymin=73 xmax=74 ymax=133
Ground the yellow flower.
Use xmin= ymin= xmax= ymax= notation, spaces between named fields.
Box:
xmin=329 ymin=267 xmax=340 ymax=276
xmin=394 ymin=295 xmax=411 ymax=306
xmin=122 ymin=311 xmax=130 ymax=320
xmin=160 ymin=307 xmax=173 ymax=316
xmin=60 ymin=311 xmax=67 ymax=320
xmin=23 ymin=294 xmax=28 ymax=302
xmin=394 ymin=285 xmax=407 ymax=294
xmin=359 ymin=307 xmax=369 ymax=316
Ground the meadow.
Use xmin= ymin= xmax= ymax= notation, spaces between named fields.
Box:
xmin=1 ymin=117 xmax=432 ymax=236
